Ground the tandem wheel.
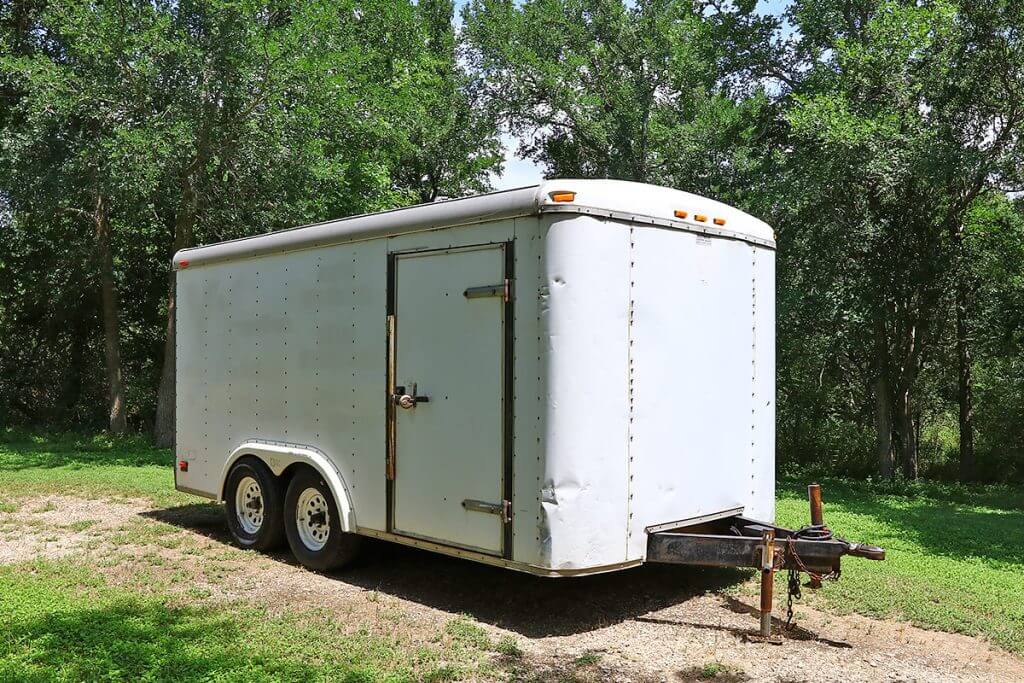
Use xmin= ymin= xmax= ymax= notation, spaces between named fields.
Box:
xmin=224 ymin=457 xmax=286 ymax=551
xmin=283 ymin=467 xmax=362 ymax=571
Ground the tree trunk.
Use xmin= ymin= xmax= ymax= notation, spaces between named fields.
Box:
xmin=896 ymin=388 xmax=918 ymax=480
xmin=95 ymin=192 xmax=127 ymax=433
xmin=873 ymin=310 xmax=894 ymax=478
xmin=953 ymin=242 xmax=976 ymax=481
xmin=153 ymin=179 xmax=197 ymax=448
xmin=152 ymin=269 xmax=178 ymax=447
xmin=57 ymin=310 xmax=87 ymax=424
xmin=956 ymin=296 xmax=976 ymax=481
xmin=874 ymin=373 xmax=894 ymax=479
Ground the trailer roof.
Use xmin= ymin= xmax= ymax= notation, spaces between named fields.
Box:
xmin=174 ymin=179 xmax=774 ymax=269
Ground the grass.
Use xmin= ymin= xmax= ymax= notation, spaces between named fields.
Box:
xmin=0 ymin=428 xmax=190 ymax=507
xmin=572 ymin=652 xmax=600 ymax=666
xmin=0 ymin=430 xmax=1022 ymax=679
xmin=775 ymin=475 xmax=1024 ymax=655
xmin=0 ymin=560 xmax=434 ymax=682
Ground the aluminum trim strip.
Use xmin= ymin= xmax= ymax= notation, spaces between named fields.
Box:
xmin=644 ymin=505 xmax=746 ymax=534
xmin=175 ymin=484 xmax=218 ymax=500
xmin=540 ymin=204 xmax=776 ymax=249
xmin=356 ymin=527 xmax=642 ymax=577
xmin=174 ymin=186 xmax=542 ymax=269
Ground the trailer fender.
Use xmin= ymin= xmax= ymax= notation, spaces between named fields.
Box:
xmin=219 ymin=441 xmax=356 ymax=532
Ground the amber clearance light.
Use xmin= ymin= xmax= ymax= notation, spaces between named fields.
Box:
xmin=549 ymin=191 xmax=576 ymax=203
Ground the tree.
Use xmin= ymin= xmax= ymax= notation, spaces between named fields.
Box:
xmin=462 ymin=0 xmax=778 ymax=195
xmin=2 ymin=1 xmax=502 ymax=437
xmin=1 ymin=1 xmax=176 ymax=432
xmin=151 ymin=0 xmax=503 ymax=446
xmin=394 ymin=0 xmax=503 ymax=203
xmin=776 ymin=0 xmax=1024 ymax=478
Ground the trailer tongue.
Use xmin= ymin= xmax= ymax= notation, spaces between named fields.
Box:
xmin=645 ymin=484 xmax=885 ymax=640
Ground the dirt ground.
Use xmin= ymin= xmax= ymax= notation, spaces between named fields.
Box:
xmin=2 ymin=495 xmax=1022 ymax=682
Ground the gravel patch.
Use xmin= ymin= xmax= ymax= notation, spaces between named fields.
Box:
xmin=4 ymin=495 xmax=1022 ymax=682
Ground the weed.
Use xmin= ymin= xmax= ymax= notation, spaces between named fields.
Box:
xmin=493 ymin=635 xmax=523 ymax=658
xmin=445 ymin=615 xmax=491 ymax=649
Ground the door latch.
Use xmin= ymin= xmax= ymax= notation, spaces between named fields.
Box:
xmin=463 ymin=498 xmax=513 ymax=523
xmin=392 ymin=383 xmax=430 ymax=410
xmin=464 ymin=278 xmax=512 ymax=303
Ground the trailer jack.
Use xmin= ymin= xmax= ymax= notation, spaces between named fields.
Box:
xmin=646 ymin=484 xmax=885 ymax=640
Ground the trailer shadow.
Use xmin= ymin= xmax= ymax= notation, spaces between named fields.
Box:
xmin=145 ymin=503 xmax=752 ymax=638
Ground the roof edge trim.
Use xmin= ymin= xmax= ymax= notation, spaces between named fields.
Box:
xmin=173 ymin=185 xmax=543 ymax=270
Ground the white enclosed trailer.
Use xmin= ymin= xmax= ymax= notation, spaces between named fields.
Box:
xmin=173 ymin=179 xmax=780 ymax=575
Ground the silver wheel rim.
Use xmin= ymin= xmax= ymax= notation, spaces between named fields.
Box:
xmin=296 ymin=487 xmax=330 ymax=552
xmin=235 ymin=475 xmax=264 ymax=535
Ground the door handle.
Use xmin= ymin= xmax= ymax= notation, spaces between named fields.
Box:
xmin=393 ymin=384 xmax=429 ymax=410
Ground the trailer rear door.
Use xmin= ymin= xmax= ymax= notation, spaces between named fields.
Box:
xmin=388 ymin=243 xmax=510 ymax=556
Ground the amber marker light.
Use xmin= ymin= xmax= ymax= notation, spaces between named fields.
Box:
xmin=674 ymin=210 xmax=688 ymax=219
xmin=549 ymin=191 xmax=576 ymax=202
xmin=713 ymin=217 xmax=726 ymax=226
xmin=694 ymin=214 xmax=708 ymax=222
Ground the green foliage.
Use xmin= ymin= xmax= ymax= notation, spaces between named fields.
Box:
xmin=493 ymin=635 xmax=523 ymax=658
xmin=0 ymin=0 xmax=501 ymax=431
xmin=771 ymin=0 xmax=1024 ymax=479
xmin=462 ymin=0 xmax=778 ymax=196
xmin=0 ymin=428 xmax=184 ymax=507
xmin=3 ymin=0 xmax=1024 ymax=482
xmin=444 ymin=615 xmax=492 ymax=649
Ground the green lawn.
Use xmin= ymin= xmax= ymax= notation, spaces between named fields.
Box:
xmin=775 ymin=475 xmax=1024 ymax=655
xmin=0 ymin=432 xmax=510 ymax=681
xmin=0 ymin=429 xmax=191 ymax=507
xmin=0 ymin=560 xmax=438 ymax=682
xmin=1 ymin=429 xmax=1022 ymax=680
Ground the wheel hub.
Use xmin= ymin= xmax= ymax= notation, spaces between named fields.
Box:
xmin=234 ymin=476 xmax=264 ymax=535
xmin=296 ymin=487 xmax=330 ymax=551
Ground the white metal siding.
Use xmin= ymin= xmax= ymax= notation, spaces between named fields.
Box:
xmin=626 ymin=228 xmax=775 ymax=558
xmin=540 ymin=215 xmax=631 ymax=569
xmin=510 ymin=218 xmax=546 ymax=565
xmin=175 ymin=239 xmax=388 ymax=528
xmin=749 ymin=248 xmax=776 ymax=522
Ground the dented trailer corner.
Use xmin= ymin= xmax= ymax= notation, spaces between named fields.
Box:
xmin=172 ymin=179 xmax=884 ymax=636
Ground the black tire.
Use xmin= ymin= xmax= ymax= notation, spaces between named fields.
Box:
xmin=284 ymin=467 xmax=361 ymax=571
xmin=224 ymin=457 xmax=285 ymax=551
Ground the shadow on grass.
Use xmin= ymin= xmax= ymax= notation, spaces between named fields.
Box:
xmin=780 ymin=478 xmax=1024 ymax=567
xmin=147 ymin=503 xmax=751 ymax=639
xmin=0 ymin=599 xmax=327 ymax=681
xmin=0 ymin=431 xmax=170 ymax=471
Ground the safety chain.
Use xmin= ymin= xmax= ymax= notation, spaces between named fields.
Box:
xmin=786 ymin=567 xmax=801 ymax=629
xmin=783 ymin=525 xmax=841 ymax=631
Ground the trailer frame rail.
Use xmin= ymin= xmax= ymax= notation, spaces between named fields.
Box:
xmin=645 ymin=484 xmax=885 ymax=640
